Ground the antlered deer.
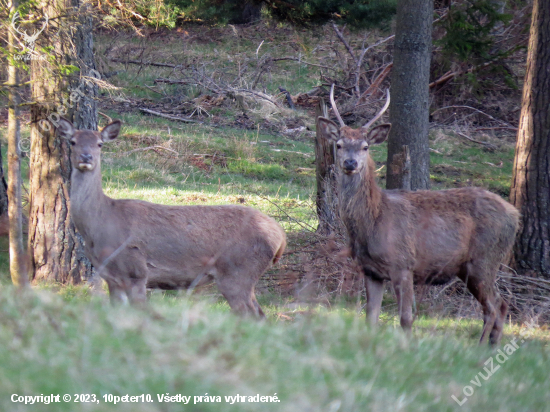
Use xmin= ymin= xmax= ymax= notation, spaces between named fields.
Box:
xmin=57 ymin=118 xmax=286 ymax=316
xmin=317 ymin=86 xmax=519 ymax=345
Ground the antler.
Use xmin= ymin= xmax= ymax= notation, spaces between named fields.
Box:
xmin=329 ymin=84 xmax=346 ymax=128
xmin=362 ymin=88 xmax=390 ymax=130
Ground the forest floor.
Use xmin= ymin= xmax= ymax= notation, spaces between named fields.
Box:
xmin=0 ymin=21 xmax=547 ymax=412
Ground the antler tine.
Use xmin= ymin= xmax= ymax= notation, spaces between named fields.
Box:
xmin=330 ymin=84 xmax=346 ymax=128
xmin=362 ymin=88 xmax=390 ymax=130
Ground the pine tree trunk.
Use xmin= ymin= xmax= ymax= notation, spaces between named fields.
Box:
xmin=71 ymin=0 xmax=98 ymax=130
xmin=510 ymin=0 xmax=550 ymax=277
xmin=0 ymin=149 xmax=8 ymax=219
xmin=386 ymin=0 xmax=433 ymax=190
xmin=7 ymin=0 xmax=28 ymax=286
xmin=28 ymin=0 xmax=96 ymax=284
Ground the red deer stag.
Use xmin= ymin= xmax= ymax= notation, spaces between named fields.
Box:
xmin=317 ymin=86 xmax=519 ymax=345
xmin=57 ymin=118 xmax=286 ymax=317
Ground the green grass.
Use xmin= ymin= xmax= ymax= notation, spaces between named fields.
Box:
xmin=0 ymin=286 xmax=548 ymax=412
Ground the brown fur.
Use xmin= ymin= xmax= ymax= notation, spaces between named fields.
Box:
xmin=58 ymin=118 xmax=286 ymax=316
xmin=318 ymin=118 xmax=519 ymax=345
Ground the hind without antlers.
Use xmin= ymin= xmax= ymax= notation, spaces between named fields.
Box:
xmin=57 ymin=118 xmax=286 ymax=316
xmin=317 ymin=85 xmax=519 ymax=345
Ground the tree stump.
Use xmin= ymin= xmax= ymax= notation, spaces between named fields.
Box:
xmin=315 ymin=98 xmax=339 ymax=235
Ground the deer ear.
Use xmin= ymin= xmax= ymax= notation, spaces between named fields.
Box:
xmin=100 ymin=120 xmax=121 ymax=142
xmin=365 ymin=124 xmax=391 ymax=145
xmin=57 ymin=118 xmax=75 ymax=139
xmin=317 ymin=117 xmax=339 ymax=142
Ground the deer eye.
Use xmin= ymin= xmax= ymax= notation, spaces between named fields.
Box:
xmin=98 ymin=142 xmax=103 ymax=148
xmin=70 ymin=140 xmax=76 ymax=146
xmin=336 ymin=144 xmax=342 ymax=149
xmin=362 ymin=146 xmax=369 ymax=151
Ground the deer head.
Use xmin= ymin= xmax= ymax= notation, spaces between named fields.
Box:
xmin=57 ymin=118 xmax=121 ymax=172
xmin=318 ymin=85 xmax=391 ymax=176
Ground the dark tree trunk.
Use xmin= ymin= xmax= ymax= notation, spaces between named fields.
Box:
xmin=28 ymin=0 xmax=96 ymax=284
xmin=386 ymin=0 xmax=433 ymax=190
xmin=510 ymin=0 xmax=550 ymax=277
xmin=315 ymin=98 xmax=339 ymax=235
xmin=0 ymin=148 xmax=8 ymax=218
xmin=71 ymin=0 xmax=98 ymax=130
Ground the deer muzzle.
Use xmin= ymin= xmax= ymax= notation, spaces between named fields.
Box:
xmin=78 ymin=153 xmax=94 ymax=171
xmin=343 ymin=159 xmax=358 ymax=173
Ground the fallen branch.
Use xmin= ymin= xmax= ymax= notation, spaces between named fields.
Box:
xmin=270 ymin=148 xmax=312 ymax=157
xmin=432 ymin=105 xmax=514 ymax=128
xmin=122 ymin=146 xmax=180 ymax=156
xmin=139 ymin=108 xmax=200 ymax=123
xmin=429 ymin=70 xmax=456 ymax=89
xmin=357 ymin=63 xmax=393 ymax=105
xmin=475 ymin=126 xmax=518 ymax=132
xmin=354 ymin=34 xmax=395 ymax=98
xmin=143 ymin=85 xmax=164 ymax=95
xmin=272 ymin=57 xmax=335 ymax=71
xmin=332 ymin=22 xmax=357 ymax=65
xmin=429 ymin=43 xmax=524 ymax=90
xmin=233 ymin=89 xmax=282 ymax=107
xmin=154 ymin=78 xmax=221 ymax=95
xmin=455 ymin=131 xmax=497 ymax=151
xmin=110 ymin=58 xmax=179 ymax=68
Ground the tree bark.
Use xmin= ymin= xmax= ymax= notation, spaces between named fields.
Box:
xmin=7 ymin=0 xmax=28 ymax=286
xmin=510 ymin=0 xmax=550 ymax=277
xmin=71 ymin=0 xmax=98 ymax=130
xmin=28 ymin=0 xmax=96 ymax=284
xmin=386 ymin=0 xmax=433 ymax=190
xmin=315 ymin=98 xmax=339 ymax=235
xmin=0 ymin=148 xmax=8 ymax=219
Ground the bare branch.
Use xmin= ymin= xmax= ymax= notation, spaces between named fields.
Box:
xmin=272 ymin=57 xmax=336 ymax=71
xmin=110 ymin=58 xmax=179 ymax=68
xmin=331 ymin=22 xmax=357 ymax=65
xmin=455 ymin=131 xmax=497 ymax=151
xmin=139 ymin=108 xmax=200 ymax=123
xmin=122 ymin=146 xmax=180 ymax=156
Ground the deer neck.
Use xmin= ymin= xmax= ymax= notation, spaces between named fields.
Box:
xmin=338 ymin=157 xmax=383 ymax=232
xmin=70 ymin=164 xmax=109 ymax=236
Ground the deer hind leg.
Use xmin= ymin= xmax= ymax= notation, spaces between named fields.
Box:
xmin=461 ymin=261 xmax=499 ymax=345
xmin=217 ymin=277 xmax=265 ymax=318
xmin=214 ymin=261 xmax=266 ymax=318
xmin=489 ymin=297 xmax=508 ymax=346
xmin=391 ymin=270 xmax=414 ymax=334
xmin=365 ymin=275 xmax=384 ymax=326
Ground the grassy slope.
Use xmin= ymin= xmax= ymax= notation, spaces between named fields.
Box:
xmin=0 ymin=287 xmax=549 ymax=412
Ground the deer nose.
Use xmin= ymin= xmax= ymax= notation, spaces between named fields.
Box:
xmin=343 ymin=159 xmax=357 ymax=171
xmin=80 ymin=153 xmax=93 ymax=163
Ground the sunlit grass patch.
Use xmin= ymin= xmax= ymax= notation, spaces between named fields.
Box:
xmin=0 ymin=286 xmax=548 ymax=412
